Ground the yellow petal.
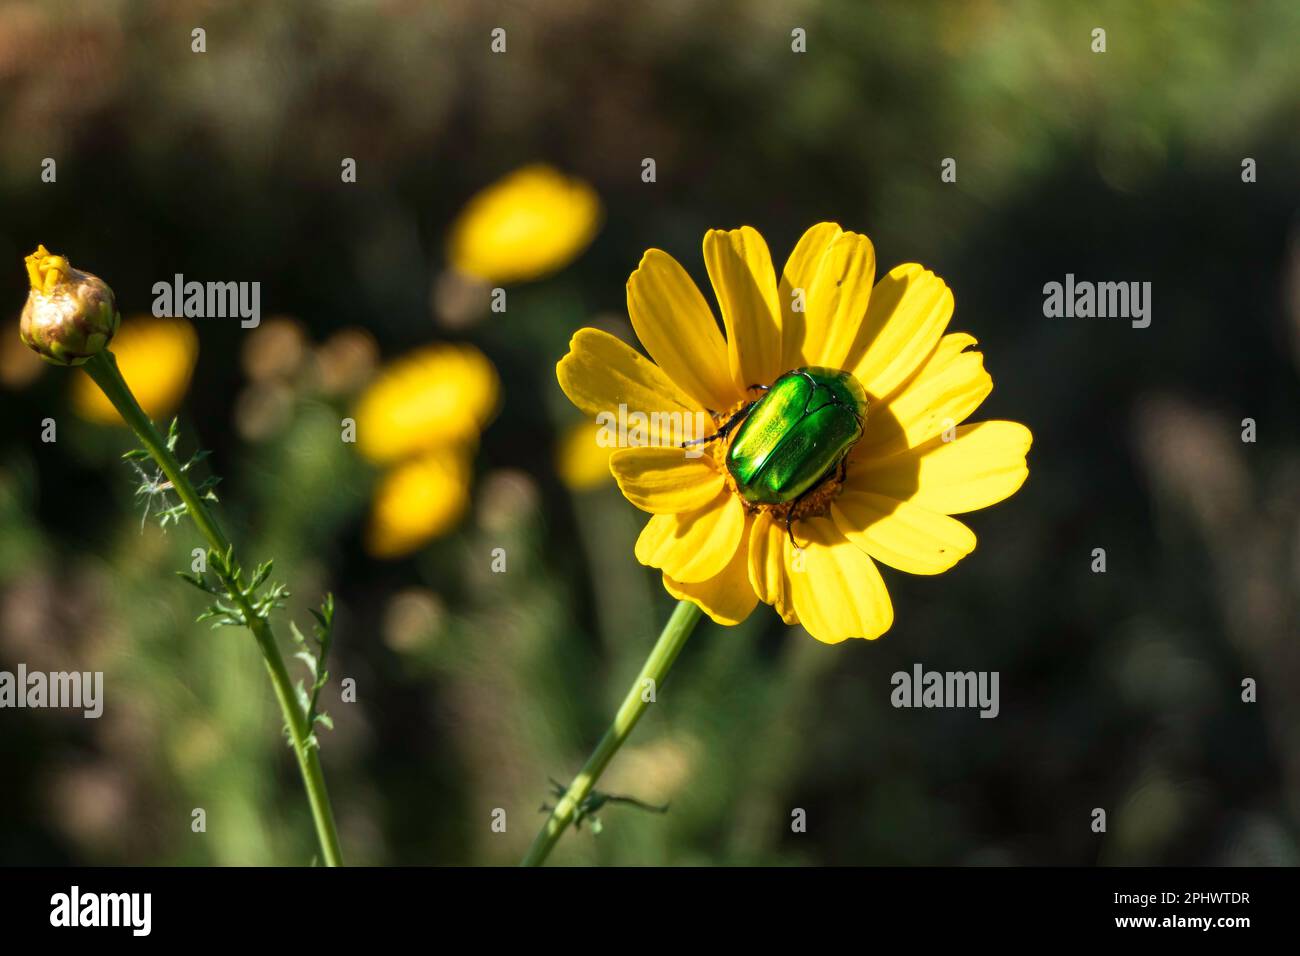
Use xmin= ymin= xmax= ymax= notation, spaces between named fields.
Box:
xmin=703 ymin=227 xmax=783 ymax=391
xmin=853 ymin=420 xmax=1032 ymax=514
xmin=857 ymin=332 xmax=991 ymax=458
xmin=627 ymin=249 xmax=738 ymax=410
xmin=803 ymin=231 xmax=877 ymax=370
xmin=786 ymin=516 xmax=893 ymax=643
xmin=355 ymin=343 xmax=499 ymax=465
xmin=609 ymin=446 xmax=725 ymax=514
xmin=847 ymin=264 xmax=953 ymax=400
xmin=778 ymin=222 xmax=842 ymax=370
xmin=366 ymin=451 xmax=470 ymax=559
xmin=831 ymin=491 xmax=976 ymax=575
xmin=447 ymin=164 xmax=602 ymax=284
xmin=72 ymin=317 xmax=198 ymax=425
xmin=919 ymin=331 xmax=979 ymax=366
xmin=556 ymin=328 xmax=703 ymax=448
xmin=747 ymin=512 xmax=798 ymax=624
xmin=663 ymin=515 xmax=759 ymax=626
xmin=882 ymin=331 xmax=977 ymax=401
xmin=634 ymin=491 xmax=745 ymax=583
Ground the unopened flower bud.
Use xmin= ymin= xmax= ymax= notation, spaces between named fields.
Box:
xmin=19 ymin=245 xmax=120 ymax=366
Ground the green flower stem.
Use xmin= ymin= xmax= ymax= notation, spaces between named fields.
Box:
xmin=521 ymin=599 xmax=703 ymax=866
xmin=83 ymin=350 xmax=344 ymax=867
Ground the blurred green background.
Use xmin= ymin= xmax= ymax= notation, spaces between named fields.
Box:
xmin=1 ymin=0 xmax=1298 ymax=866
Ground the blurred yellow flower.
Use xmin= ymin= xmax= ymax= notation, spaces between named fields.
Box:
xmin=354 ymin=344 xmax=499 ymax=465
xmin=448 ymin=164 xmax=602 ymax=284
xmin=366 ymin=450 xmax=471 ymax=559
xmin=555 ymin=419 xmax=614 ymax=491
xmin=72 ymin=316 xmax=198 ymax=425
xmin=355 ymin=342 xmax=500 ymax=557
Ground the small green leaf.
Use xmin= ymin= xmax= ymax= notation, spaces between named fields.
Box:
xmin=249 ymin=560 xmax=273 ymax=591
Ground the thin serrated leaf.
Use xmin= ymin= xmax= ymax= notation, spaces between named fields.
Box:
xmin=176 ymin=572 xmax=220 ymax=596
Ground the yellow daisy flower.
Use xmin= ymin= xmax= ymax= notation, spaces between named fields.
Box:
xmin=72 ymin=316 xmax=198 ymax=425
xmin=353 ymin=343 xmax=499 ymax=466
xmin=556 ymin=223 xmax=1032 ymax=643
xmin=366 ymin=449 xmax=472 ymax=559
xmin=448 ymin=164 xmax=602 ymax=285
xmin=354 ymin=343 xmax=500 ymax=558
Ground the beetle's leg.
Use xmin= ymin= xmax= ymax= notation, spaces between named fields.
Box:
xmin=783 ymin=495 xmax=810 ymax=551
xmin=782 ymin=467 xmax=830 ymax=550
xmin=784 ymin=511 xmax=807 ymax=551
xmin=681 ymin=402 xmax=753 ymax=448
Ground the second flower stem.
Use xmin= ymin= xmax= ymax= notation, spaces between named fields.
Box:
xmin=83 ymin=350 xmax=343 ymax=867
xmin=521 ymin=599 xmax=703 ymax=866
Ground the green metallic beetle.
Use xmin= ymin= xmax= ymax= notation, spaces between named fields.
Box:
xmin=687 ymin=367 xmax=868 ymax=539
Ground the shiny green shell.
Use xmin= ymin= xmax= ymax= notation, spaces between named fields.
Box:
xmin=726 ymin=367 xmax=867 ymax=506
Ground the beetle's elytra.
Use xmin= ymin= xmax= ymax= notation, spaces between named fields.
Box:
xmin=722 ymin=367 xmax=867 ymax=506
